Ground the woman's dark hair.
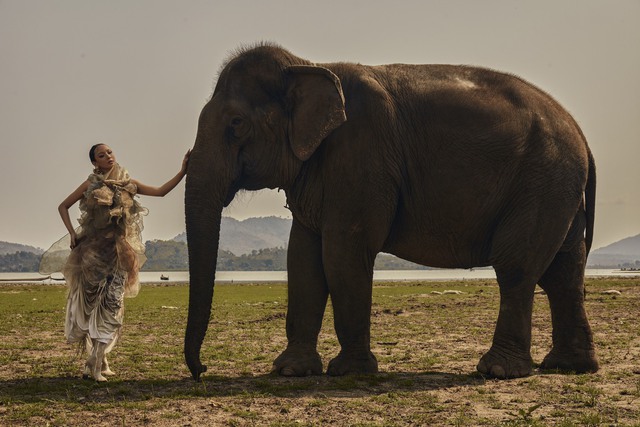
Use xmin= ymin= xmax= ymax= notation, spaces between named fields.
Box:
xmin=89 ymin=144 xmax=106 ymax=162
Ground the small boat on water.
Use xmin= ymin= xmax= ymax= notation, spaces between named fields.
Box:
xmin=160 ymin=274 xmax=169 ymax=281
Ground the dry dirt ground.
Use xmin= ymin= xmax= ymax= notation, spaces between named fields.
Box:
xmin=0 ymin=278 xmax=639 ymax=426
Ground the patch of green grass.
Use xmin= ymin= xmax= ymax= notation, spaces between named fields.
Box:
xmin=561 ymin=383 xmax=602 ymax=408
xmin=576 ymin=411 xmax=603 ymax=426
xmin=1 ymin=278 xmax=639 ymax=425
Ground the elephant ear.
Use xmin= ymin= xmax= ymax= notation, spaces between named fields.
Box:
xmin=286 ymin=65 xmax=347 ymax=161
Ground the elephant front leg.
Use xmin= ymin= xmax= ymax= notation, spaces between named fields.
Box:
xmin=323 ymin=242 xmax=378 ymax=376
xmin=272 ymin=220 xmax=327 ymax=376
xmin=477 ymin=270 xmax=536 ymax=379
xmin=326 ymin=294 xmax=378 ymax=376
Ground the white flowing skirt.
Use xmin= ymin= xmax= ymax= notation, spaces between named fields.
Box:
xmin=62 ymin=232 xmax=138 ymax=353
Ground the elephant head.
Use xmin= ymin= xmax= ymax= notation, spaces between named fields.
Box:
xmin=184 ymin=44 xmax=346 ymax=380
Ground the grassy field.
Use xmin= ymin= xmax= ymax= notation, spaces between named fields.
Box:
xmin=0 ymin=277 xmax=639 ymax=426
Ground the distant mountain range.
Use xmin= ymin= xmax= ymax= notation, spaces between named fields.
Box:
xmin=0 ymin=242 xmax=43 ymax=256
xmin=588 ymin=234 xmax=640 ymax=268
xmin=591 ymin=234 xmax=640 ymax=256
xmin=174 ymin=216 xmax=292 ymax=255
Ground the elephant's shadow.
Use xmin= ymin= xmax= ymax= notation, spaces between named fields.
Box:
xmin=1 ymin=371 xmax=488 ymax=403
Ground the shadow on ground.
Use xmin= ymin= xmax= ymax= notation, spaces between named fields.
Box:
xmin=0 ymin=370 xmax=487 ymax=403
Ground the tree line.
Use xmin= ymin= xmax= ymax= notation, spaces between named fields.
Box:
xmin=0 ymin=251 xmax=41 ymax=272
xmin=141 ymin=240 xmax=288 ymax=271
xmin=0 ymin=241 xmax=290 ymax=272
xmin=140 ymin=240 xmax=428 ymax=271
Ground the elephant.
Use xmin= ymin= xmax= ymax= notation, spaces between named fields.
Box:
xmin=184 ymin=43 xmax=598 ymax=381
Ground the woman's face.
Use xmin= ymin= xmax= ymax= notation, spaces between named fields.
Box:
xmin=92 ymin=145 xmax=116 ymax=173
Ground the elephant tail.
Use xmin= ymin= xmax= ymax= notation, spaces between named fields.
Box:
xmin=584 ymin=149 xmax=596 ymax=256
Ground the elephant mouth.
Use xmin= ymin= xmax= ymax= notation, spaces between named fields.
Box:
xmin=224 ymin=181 xmax=241 ymax=207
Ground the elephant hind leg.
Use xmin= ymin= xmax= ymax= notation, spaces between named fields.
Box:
xmin=479 ymin=204 xmax=565 ymax=378
xmin=538 ymin=239 xmax=598 ymax=373
xmin=479 ymin=183 xmax=586 ymax=378
xmin=477 ymin=267 xmax=537 ymax=379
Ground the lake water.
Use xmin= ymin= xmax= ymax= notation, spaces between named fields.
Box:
xmin=1 ymin=269 xmax=637 ymax=284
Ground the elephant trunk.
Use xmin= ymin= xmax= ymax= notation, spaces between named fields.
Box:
xmin=184 ymin=145 xmax=229 ymax=381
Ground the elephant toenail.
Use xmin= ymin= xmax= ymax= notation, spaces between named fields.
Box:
xmin=281 ymin=367 xmax=296 ymax=376
xmin=490 ymin=365 xmax=506 ymax=378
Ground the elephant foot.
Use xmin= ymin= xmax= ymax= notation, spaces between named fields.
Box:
xmin=477 ymin=347 xmax=533 ymax=379
xmin=540 ymin=348 xmax=599 ymax=374
xmin=327 ymin=351 xmax=378 ymax=376
xmin=272 ymin=346 xmax=323 ymax=376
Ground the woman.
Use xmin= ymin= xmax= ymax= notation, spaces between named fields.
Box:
xmin=42 ymin=143 xmax=190 ymax=381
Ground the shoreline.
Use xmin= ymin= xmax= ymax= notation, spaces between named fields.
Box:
xmin=1 ymin=274 xmax=639 ymax=287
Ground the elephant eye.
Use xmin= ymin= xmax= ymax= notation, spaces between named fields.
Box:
xmin=229 ymin=116 xmax=250 ymax=139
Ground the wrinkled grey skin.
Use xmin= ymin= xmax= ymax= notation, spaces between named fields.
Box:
xmin=184 ymin=43 xmax=598 ymax=381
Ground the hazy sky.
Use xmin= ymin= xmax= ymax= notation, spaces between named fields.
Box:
xmin=1 ymin=0 xmax=638 ymax=251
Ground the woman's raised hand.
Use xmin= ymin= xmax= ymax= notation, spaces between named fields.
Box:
xmin=181 ymin=149 xmax=192 ymax=175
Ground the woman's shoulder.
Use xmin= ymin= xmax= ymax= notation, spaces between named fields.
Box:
xmin=87 ymin=171 xmax=103 ymax=183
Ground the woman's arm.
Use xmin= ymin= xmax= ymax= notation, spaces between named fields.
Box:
xmin=59 ymin=180 xmax=89 ymax=248
xmin=133 ymin=149 xmax=191 ymax=197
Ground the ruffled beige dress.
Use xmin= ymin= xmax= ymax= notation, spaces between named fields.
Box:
xmin=40 ymin=163 xmax=147 ymax=352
